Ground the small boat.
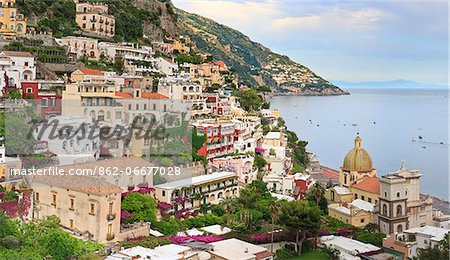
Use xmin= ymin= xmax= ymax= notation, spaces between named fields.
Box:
xmin=317 ymin=124 xmax=320 ymax=127
xmin=343 ymin=124 xmax=346 ymax=126
xmin=440 ymin=142 xmax=444 ymax=144
xmin=422 ymin=146 xmax=426 ymax=149
xmin=419 ymin=135 xmax=423 ymax=140
xmin=352 ymin=123 xmax=357 ymax=126
xmin=373 ymin=121 xmax=376 ymax=124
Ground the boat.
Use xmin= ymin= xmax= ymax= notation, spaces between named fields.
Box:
xmin=352 ymin=123 xmax=357 ymax=126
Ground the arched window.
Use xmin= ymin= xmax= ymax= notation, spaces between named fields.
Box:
xmin=383 ymin=204 xmax=387 ymax=215
xmin=397 ymin=205 xmax=402 ymax=216
xmin=396 ymin=192 xmax=400 ymax=198
xmin=397 ymin=224 xmax=403 ymax=233
xmin=16 ymin=24 xmax=23 ymax=32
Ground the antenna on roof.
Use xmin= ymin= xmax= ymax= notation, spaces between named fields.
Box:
xmin=400 ymin=160 xmax=407 ymax=170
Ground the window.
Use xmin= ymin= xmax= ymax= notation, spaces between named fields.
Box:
xmin=41 ymin=98 xmax=48 ymax=107
xmin=397 ymin=192 xmax=400 ymax=198
xmin=35 ymin=192 xmax=39 ymax=202
xmin=128 ymin=104 xmax=131 ymax=110
xmin=70 ymin=198 xmax=74 ymax=209
xmin=115 ymin=111 xmax=122 ymax=119
xmin=129 ymin=176 xmax=133 ymax=186
xmin=50 ymin=98 xmax=56 ymax=107
xmin=383 ymin=204 xmax=387 ymax=215
xmin=361 ymin=218 xmax=365 ymax=223
xmin=52 ymin=194 xmax=56 ymax=206
xmin=115 ymin=179 xmax=119 ymax=186
xmin=162 ymin=190 xmax=166 ymax=197
xmin=355 ymin=194 xmax=358 ymax=199
xmin=24 ymin=62 xmax=28 ymax=66
xmin=109 ymin=202 xmax=114 ymax=214
xmin=153 ymin=104 xmax=156 ymax=110
xmin=90 ymin=203 xmax=95 ymax=215
xmin=384 ymin=191 xmax=387 ymax=197
xmin=144 ymin=104 xmax=147 ymax=110
xmin=397 ymin=204 xmax=402 ymax=216
xmin=361 ymin=195 xmax=365 ymax=201
xmin=26 ymin=88 xmax=32 ymax=93
xmin=69 ymin=219 xmax=74 ymax=229
xmin=368 ymin=198 xmax=372 ymax=203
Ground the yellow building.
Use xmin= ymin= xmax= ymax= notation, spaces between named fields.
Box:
xmin=350 ymin=176 xmax=380 ymax=205
xmin=328 ymin=199 xmax=376 ymax=227
xmin=339 ymin=135 xmax=376 ymax=187
xmin=0 ymin=0 xmax=27 ymax=37
xmin=75 ymin=2 xmax=115 ymax=38
xmin=30 ymin=174 xmax=122 ymax=243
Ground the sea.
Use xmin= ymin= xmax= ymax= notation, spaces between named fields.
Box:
xmin=271 ymin=87 xmax=449 ymax=200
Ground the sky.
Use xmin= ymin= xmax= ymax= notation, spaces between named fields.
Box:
xmin=172 ymin=0 xmax=448 ymax=85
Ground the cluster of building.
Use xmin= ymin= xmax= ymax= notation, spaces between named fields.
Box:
xmin=0 ymin=1 xmax=448 ymax=259
xmin=324 ymin=136 xmax=449 ymax=259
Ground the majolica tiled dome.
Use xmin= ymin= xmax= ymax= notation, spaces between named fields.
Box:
xmin=342 ymin=136 xmax=373 ymax=172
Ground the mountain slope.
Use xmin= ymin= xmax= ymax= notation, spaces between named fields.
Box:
xmin=177 ymin=9 xmax=347 ymax=95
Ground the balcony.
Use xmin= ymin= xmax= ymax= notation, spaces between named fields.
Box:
xmin=106 ymin=233 xmax=115 ymax=241
xmin=105 ymin=20 xmax=110 ymax=25
xmin=91 ymin=18 xmax=97 ymax=22
xmin=107 ymin=213 xmax=116 ymax=221
xmin=99 ymin=19 xmax=104 ymax=24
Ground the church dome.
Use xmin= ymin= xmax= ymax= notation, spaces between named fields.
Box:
xmin=342 ymin=136 xmax=373 ymax=172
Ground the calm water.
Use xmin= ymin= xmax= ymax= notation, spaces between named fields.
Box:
xmin=271 ymin=88 xmax=449 ymax=200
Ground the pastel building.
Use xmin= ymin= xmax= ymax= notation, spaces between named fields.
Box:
xmin=383 ymin=225 xmax=450 ymax=260
xmin=210 ymin=155 xmax=257 ymax=185
xmin=0 ymin=0 xmax=27 ymax=38
xmin=30 ymin=174 xmax=122 ymax=243
xmin=194 ymin=120 xmax=236 ymax=160
xmin=328 ymin=199 xmax=377 ymax=227
xmin=61 ymin=36 xmax=99 ymax=60
xmin=0 ymin=51 xmax=35 ymax=94
xmin=154 ymin=171 xmax=239 ymax=210
xmin=378 ymin=162 xmax=434 ymax=235
xmin=75 ymin=1 xmax=115 ymax=37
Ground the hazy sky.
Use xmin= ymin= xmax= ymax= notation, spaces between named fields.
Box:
xmin=172 ymin=0 xmax=448 ymax=85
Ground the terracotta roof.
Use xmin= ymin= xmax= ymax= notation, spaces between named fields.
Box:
xmin=2 ymin=51 xmax=34 ymax=57
xmin=256 ymin=251 xmax=274 ymax=260
xmin=115 ymin=92 xmax=133 ymax=98
xmin=31 ymin=174 xmax=122 ymax=196
xmin=321 ymin=165 xmax=339 ymax=180
xmin=215 ymin=61 xmax=226 ymax=68
xmin=77 ymin=67 xmax=104 ymax=75
xmin=142 ymin=93 xmax=169 ymax=99
xmin=351 ymin=176 xmax=380 ymax=194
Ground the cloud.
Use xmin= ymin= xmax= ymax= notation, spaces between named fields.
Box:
xmin=172 ymin=0 xmax=448 ymax=84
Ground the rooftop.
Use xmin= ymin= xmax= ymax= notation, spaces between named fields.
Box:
xmin=1 ymin=51 xmax=34 ymax=58
xmin=142 ymin=92 xmax=169 ymax=99
xmin=350 ymin=199 xmax=375 ymax=212
xmin=154 ymin=171 xmax=236 ymax=190
xmin=200 ymin=224 xmax=232 ymax=235
xmin=30 ymin=174 xmax=121 ymax=196
xmin=209 ymin=238 xmax=271 ymax=260
xmin=333 ymin=186 xmax=352 ymax=195
xmin=351 ymin=177 xmax=380 ymax=194
xmin=77 ymin=67 xmax=105 ymax=75
xmin=404 ymin=225 xmax=450 ymax=242
xmin=265 ymin=132 xmax=281 ymax=140
xmin=321 ymin=235 xmax=380 ymax=255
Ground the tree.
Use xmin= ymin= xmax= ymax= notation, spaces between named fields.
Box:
xmin=268 ymin=202 xmax=281 ymax=253
xmin=113 ymin=59 xmax=125 ymax=75
xmin=417 ymin=233 xmax=449 ymax=260
xmin=121 ymin=193 xmax=157 ymax=223
xmin=4 ymin=113 xmax=36 ymax=156
xmin=234 ymin=89 xmax=263 ymax=112
xmin=306 ymin=182 xmax=328 ymax=214
xmin=4 ymin=89 xmax=22 ymax=99
xmin=278 ymin=200 xmax=321 ymax=256
xmin=254 ymin=155 xmax=267 ymax=171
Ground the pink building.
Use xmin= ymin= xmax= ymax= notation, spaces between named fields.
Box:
xmin=210 ymin=155 xmax=257 ymax=185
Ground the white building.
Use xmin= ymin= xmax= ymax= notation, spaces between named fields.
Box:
xmin=158 ymin=76 xmax=202 ymax=100
xmin=33 ymin=115 xmax=99 ymax=165
xmin=378 ymin=162 xmax=434 ymax=235
xmin=0 ymin=51 xmax=35 ymax=94
xmin=106 ymin=245 xmax=198 ymax=260
xmin=320 ymin=235 xmax=389 ymax=260
xmin=60 ymin=36 xmax=99 ymax=60
xmin=209 ymin=238 xmax=274 ymax=260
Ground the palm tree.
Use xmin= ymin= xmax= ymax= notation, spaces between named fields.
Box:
xmin=220 ymin=196 xmax=236 ymax=225
xmin=268 ymin=201 xmax=280 ymax=253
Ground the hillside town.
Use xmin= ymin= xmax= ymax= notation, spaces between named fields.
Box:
xmin=0 ymin=0 xmax=448 ymax=259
